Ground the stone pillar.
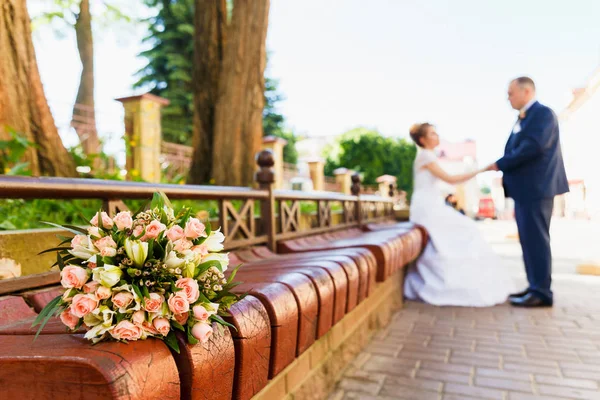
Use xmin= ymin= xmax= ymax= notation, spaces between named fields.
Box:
xmin=334 ymin=168 xmax=354 ymax=195
xmin=307 ymin=159 xmax=325 ymax=191
xmin=376 ymin=175 xmax=397 ymax=198
xmin=262 ymin=136 xmax=287 ymax=189
xmin=116 ymin=93 xmax=169 ymax=183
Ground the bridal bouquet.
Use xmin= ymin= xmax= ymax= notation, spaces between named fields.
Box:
xmin=33 ymin=192 xmax=243 ymax=353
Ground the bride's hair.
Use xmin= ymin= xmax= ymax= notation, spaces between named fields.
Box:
xmin=409 ymin=123 xmax=433 ymax=147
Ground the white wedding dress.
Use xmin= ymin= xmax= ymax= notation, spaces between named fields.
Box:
xmin=404 ymin=149 xmax=515 ymax=306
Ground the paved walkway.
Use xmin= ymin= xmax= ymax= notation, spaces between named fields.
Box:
xmin=330 ymin=220 xmax=600 ymax=400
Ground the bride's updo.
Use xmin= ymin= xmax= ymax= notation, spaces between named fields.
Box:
xmin=409 ymin=123 xmax=433 ymax=148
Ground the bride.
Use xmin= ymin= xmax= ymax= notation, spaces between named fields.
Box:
xmin=404 ymin=123 xmax=515 ymax=306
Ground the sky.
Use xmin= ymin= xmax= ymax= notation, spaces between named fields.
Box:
xmin=29 ymin=0 xmax=600 ymax=175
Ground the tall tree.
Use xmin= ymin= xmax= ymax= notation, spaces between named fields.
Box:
xmin=31 ymin=0 xmax=131 ymax=156
xmin=134 ymin=0 xmax=195 ymax=145
xmin=208 ymin=0 xmax=270 ymax=186
xmin=0 ymin=0 xmax=77 ymax=176
xmin=72 ymin=0 xmax=99 ymax=155
xmin=187 ymin=0 xmax=226 ymax=184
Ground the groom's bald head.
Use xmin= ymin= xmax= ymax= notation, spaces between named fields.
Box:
xmin=508 ymin=77 xmax=536 ymax=110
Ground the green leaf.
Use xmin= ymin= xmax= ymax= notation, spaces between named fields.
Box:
xmin=151 ymin=192 xmax=163 ymax=210
xmin=171 ymin=320 xmax=185 ymax=332
xmin=37 ymin=246 xmax=72 ymax=255
xmin=61 ymin=224 xmax=90 ymax=235
xmin=227 ymin=264 xmax=243 ymax=284
xmin=56 ymin=252 xmax=65 ymax=270
xmin=0 ymin=221 xmax=17 ymax=230
xmin=141 ymin=284 xmax=150 ymax=299
xmin=186 ymin=326 xmax=199 ymax=345
xmin=32 ymin=295 xmax=64 ymax=340
xmin=164 ymin=331 xmax=180 ymax=354
xmin=41 ymin=222 xmax=87 ymax=236
xmin=197 ymin=291 xmax=211 ymax=304
xmin=194 ymin=260 xmax=221 ymax=278
xmin=132 ymin=283 xmax=144 ymax=300
xmin=210 ymin=314 xmax=237 ymax=331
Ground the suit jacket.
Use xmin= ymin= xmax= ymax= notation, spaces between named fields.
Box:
xmin=496 ymin=101 xmax=569 ymax=202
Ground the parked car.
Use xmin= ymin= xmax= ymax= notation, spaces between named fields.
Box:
xmin=476 ymin=197 xmax=496 ymax=220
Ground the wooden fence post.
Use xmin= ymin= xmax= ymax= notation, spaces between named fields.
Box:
xmin=255 ymin=150 xmax=277 ymax=251
xmin=351 ymin=173 xmax=362 ymax=227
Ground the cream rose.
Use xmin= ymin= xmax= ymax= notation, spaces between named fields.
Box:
xmin=143 ymin=293 xmax=165 ymax=313
xmin=191 ymin=322 xmax=213 ymax=343
xmin=166 ymin=225 xmax=185 ymax=242
xmin=60 ymin=308 xmax=80 ymax=330
xmin=96 ymin=285 xmax=112 ymax=300
xmin=113 ymin=211 xmax=133 ymax=231
xmin=83 ymin=281 xmax=100 ymax=294
xmin=132 ymin=310 xmax=146 ymax=325
xmin=94 ymin=236 xmax=117 ymax=252
xmin=173 ymin=239 xmax=193 ymax=253
xmin=112 ymin=291 xmax=134 ymax=309
xmin=153 ymin=318 xmax=171 ymax=336
xmin=174 ymin=312 xmax=189 ymax=325
xmin=71 ymin=294 xmax=99 ymax=318
xmin=175 ymin=278 xmax=200 ymax=303
xmin=184 ymin=218 xmax=207 ymax=239
xmin=167 ymin=292 xmax=190 ymax=314
xmin=111 ymin=320 xmax=143 ymax=341
xmin=191 ymin=244 xmax=209 ymax=257
xmin=90 ymin=211 xmax=114 ymax=229
xmin=60 ymin=265 xmax=89 ymax=289
xmin=192 ymin=305 xmax=209 ymax=321
xmin=144 ymin=220 xmax=167 ymax=240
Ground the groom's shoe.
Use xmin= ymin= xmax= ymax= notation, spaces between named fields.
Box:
xmin=508 ymin=289 xmax=529 ymax=300
xmin=510 ymin=292 xmax=552 ymax=308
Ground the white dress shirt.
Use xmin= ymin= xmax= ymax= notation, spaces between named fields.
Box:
xmin=512 ymin=98 xmax=537 ymax=134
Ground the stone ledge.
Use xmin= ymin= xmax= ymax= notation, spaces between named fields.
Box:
xmin=251 ymin=269 xmax=405 ymax=400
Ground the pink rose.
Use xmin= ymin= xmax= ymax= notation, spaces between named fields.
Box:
xmin=71 ymin=234 xmax=88 ymax=248
xmin=191 ymin=244 xmax=209 ymax=257
xmin=174 ymin=312 xmax=189 ymax=325
xmin=173 ymin=239 xmax=193 ymax=253
xmin=60 ymin=265 xmax=88 ymax=289
xmin=191 ymin=323 xmax=213 ymax=343
xmin=141 ymin=321 xmax=159 ymax=335
xmin=111 ymin=320 xmax=143 ymax=341
xmin=175 ymin=278 xmax=200 ymax=303
xmin=143 ymin=293 xmax=165 ymax=313
xmin=96 ymin=286 xmax=112 ymax=300
xmin=144 ymin=220 xmax=167 ymax=240
xmin=153 ymin=317 xmax=171 ymax=336
xmin=88 ymin=262 xmax=97 ymax=269
xmin=90 ymin=212 xmax=114 ymax=229
xmin=112 ymin=291 xmax=134 ymax=309
xmin=184 ymin=218 xmax=207 ymax=239
xmin=94 ymin=236 xmax=117 ymax=252
xmin=60 ymin=308 xmax=79 ymax=330
xmin=132 ymin=225 xmax=145 ymax=239
xmin=166 ymin=225 xmax=185 ymax=242
xmin=88 ymin=226 xmax=100 ymax=237
xmin=83 ymin=281 xmax=100 ymax=294
xmin=71 ymin=294 xmax=99 ymax=318
xmin=132 ymin=310 xmax=146 ymax=325
xmin=192 ymin=305 xmax=209 ymax=321
xmin=113 ymin=211 xmax=133 ymax=231
xmin=167 ymin=292 xmax=190 ymax=314
xmin=101 ymin=247 xmax=117 ymax=257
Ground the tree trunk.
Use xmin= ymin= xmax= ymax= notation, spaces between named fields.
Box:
xmin=188 ymin=0 xmax=227 ymax=184
xmin=0 ymin=0 xmax=77 ymax=177
xmin=72 ymin=0 xmax=100 ymax=156
xmin=211 ymin=0 xmax=270 ymax=186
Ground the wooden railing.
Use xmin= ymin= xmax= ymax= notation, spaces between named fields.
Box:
xmin=0 ymin=150 xmax=394 ymax=294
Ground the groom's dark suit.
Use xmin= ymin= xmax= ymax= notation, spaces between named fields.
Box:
xmin=497 ymin=101 xmax=568 ymax=302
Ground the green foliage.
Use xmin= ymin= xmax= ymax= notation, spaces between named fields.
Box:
xmin=134 ymin=0 xmax=195 ymax=145
xmin=324 ymin=127 xmax=417 ymax=200
xmin=0 ymin=128 xmax=35 ymax=176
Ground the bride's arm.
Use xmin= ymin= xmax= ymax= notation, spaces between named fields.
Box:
xmin=423 ymin=162 xmax=479 ymax=185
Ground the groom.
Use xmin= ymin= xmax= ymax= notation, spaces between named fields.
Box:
xmin=487 ymin=77 xmax=568 ymax=308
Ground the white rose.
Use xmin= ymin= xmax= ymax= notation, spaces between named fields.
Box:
xmin=203 ymin=230 xmax=225 ymax=252
xmin=202 ymin=253 xmax=229 ymax=272
xmin=92 ymin=264 xmax=123 ymax=288
xmin=124 ymin=239 xmax=148 ymax=267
